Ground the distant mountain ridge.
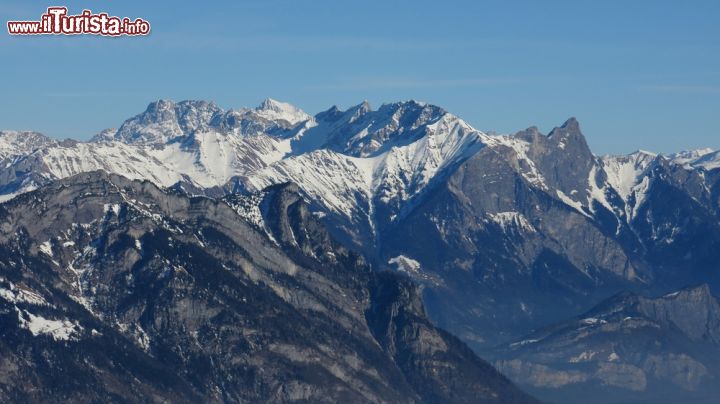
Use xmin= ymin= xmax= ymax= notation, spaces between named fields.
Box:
xmin=496 ymin=284 xmax=720 ymax=403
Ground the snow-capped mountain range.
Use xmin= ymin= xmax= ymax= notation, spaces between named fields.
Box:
xmin=2 ymin=98 xmax=719 ymax=287
xmin=0 ymin=98 xmax=489 ymax=241
xmin=3 ymin=98 xmax=720 ymax=402
xmin=1 ymin=98 xmax=716 ymax=233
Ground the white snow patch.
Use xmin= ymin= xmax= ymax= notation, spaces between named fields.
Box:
xmin=39 ymin=241 xmax=53 ymax=257
xmin=556 ymin=190 xmax=590 ymax=218
xmin=17 ymin=309 xmax=82 ymax=341
xmin=103 ymin=203 xmax=121 ymax=216
xmin=601 ymin=151 xmax=656 ymax=205
xmin=569 ymin=351 xmax=597 ymax=363
xmin=510 ymin=339 xmax=540 ymax=348
xmin=487 ymin=211 xmax=535 ymax=233
xmin=388 ymin=255 xmax=421 ymax=273
xmin=0 ymin=285 xmax=48 ymax=306
xmin=630 ymin=176 xmax=652 ymax=219
xmin=580 ymin=317 xmax=607 ymax=325
xmin=587 ymin=165 xmax=615 ymax=215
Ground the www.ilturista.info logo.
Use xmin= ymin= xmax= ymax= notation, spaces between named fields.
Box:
xmin=7 ymin=7 xmax=150 ymax=36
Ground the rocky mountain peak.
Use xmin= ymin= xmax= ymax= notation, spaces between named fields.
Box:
xmin=512 ymin=125 xmax=543 ymax=143
xmin=506 ymin=118 xmax=597 ymax=203
xmin=357 ymin=100 xmax=372 ymax=112
xmin=315 ymin=105 xmax=343 ymax=122
xmin=551 ymin=117 xmax=580 ymax=136
xmin=112 ymin=98 xmax=313 ymax=144
xmin=257 ymin=97 xmax=283 ymax=111
xmin=254 ymin=98 xmax=311 ymax=125
xmin=113 ymin=99 xmax=222 ymax=144
xmin=345 ymin=100 xmax=372 ymax=123
xmin=145 ymin=98 xmax=174 ymax=112
xmin=546 ymin=117 xmax=589 ymax=152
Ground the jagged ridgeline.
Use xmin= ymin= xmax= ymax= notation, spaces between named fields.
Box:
xmin=1 ymin=98 xmax=720 ymax=403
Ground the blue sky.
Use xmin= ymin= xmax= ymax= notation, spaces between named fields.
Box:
xmin=1 ymin=0 xmax=718 ymax=154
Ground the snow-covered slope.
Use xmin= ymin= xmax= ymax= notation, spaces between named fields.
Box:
xmin=374 ymin=112 xmax=486 ymax=206
xmin=1 ymin=131 xmax=292 ymax=197
xmin=599 ymin=151 xmax=658 ymax=220
xmin=0 ymin=99 xmax=310 ymax=197
xmin=598 ymin=148 xmax=717 ymax=221
xmin=243 ymin=108 xmax=489 ymax=233
xmin=577 ymin=148 xmax=717 ymax=225
xmin=244 ymin=149 xmax=373 ymax=222
xmin=601 ymin=151 xmax=657 ymax=202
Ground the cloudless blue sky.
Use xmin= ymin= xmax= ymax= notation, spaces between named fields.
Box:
xmin=1 ymin=0 xmax=718 ymax=154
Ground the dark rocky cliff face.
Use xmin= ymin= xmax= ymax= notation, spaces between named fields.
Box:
xmin=366 ymin=272 xmax=534 ymax=404
xmin=0 ymin=171 xmax=536 ymax=403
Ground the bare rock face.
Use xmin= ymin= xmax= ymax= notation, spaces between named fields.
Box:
xmin=0 ymin=171 xmax=536 ymax=403
xmin=493 ymin=285 xmax=720 ymax=403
